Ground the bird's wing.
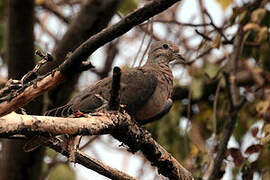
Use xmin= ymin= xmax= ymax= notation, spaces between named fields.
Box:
xmin=45 ymin=68 xmax=158 ymax=117
xmin=119 ymin=68 xmax=158 ymax=115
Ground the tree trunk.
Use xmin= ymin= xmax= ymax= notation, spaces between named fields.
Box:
xmin=0 ymin=0 xmax=44 ymax=179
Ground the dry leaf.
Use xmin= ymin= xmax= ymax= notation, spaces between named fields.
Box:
xmin=245 ymin=144 xmax=264 ymax=154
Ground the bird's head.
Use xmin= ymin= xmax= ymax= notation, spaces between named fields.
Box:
xmin=147 ymin=41 xmax=185 ymax=65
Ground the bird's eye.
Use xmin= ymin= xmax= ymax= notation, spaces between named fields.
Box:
xmin=162 ymin=44 xmax=169 ymax=49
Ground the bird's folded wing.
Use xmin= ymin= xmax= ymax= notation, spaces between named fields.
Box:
xmin=45 ymin=68 xmax=158 ymax=117
xmin=120 ymin=68 xmax=158 ymax=115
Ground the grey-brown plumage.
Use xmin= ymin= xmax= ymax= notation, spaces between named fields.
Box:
xmin=46 ymin=41 xmax=185 ymax=124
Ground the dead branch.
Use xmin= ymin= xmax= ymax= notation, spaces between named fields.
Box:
xmin=112 ymin=122 xmax=193 ymax=180
xmin=46 ymin=138 xmax=138 ymax=180
xmin=0 ymin=112 xmax=123 ymax=138
xmin=0 ymin=111 xmax=193 ymax=180
xmin=0 ymin=71 xmax=65 ymax=116
xmin=109 ymin=67 xmax=121 ymax=110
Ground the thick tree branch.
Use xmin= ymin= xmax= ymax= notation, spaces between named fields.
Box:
xmin=0 ymin=111 xmax=193 ymax=180
xmin=59 ymin=0 xmax=181 ymax=74
xmin=0 ymin=112 xmax=124 ymax=138
xmin=113 ymin=123 xmax=193 ymax=180
xmin=0 ymin=71 xmax=65 ymax=117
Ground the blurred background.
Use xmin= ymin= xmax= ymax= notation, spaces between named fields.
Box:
xmin=0 ymin=0 xmax=269 ymax=179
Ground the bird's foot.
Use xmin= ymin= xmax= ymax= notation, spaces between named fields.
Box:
xmin=73 ymin=110 xmax=86 ymax=118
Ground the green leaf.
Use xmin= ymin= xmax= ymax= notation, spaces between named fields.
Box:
xmin=48 ymin=164 xmax=75 ymax=180
xmin=118 ymin=0 xmax=138 ymax=15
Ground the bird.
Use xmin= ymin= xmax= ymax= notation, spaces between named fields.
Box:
xmin=23 ymin=40 xmax=185 ymax=153
xmin=45 ymin=40 xmax=185 ymax=124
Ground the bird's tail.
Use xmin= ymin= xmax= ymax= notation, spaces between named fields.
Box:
xmin=23 ymin=135 xmax=53 ymax=152
xmin=45 ymin=104 xmax=73 ymax=117
xmin=23 ymin=104 xmax=73 ymax=152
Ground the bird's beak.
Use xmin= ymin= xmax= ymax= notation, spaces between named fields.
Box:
xmin=172 ymin=53 xmax=185 ymax=64
xmin=170 ymin=44 xmax=185 ymax=64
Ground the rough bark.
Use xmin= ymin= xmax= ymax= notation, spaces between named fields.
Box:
xmin=0 ymin=0 xmax=44 ymax=180
xmin=0 ymin=112 xmax=193 ymax=180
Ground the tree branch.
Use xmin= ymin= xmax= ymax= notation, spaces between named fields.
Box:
xmin=0 ymin=111 xmax=193 ymax=180
xmin=46 ymin=139 xmax=138 ymax=180
xmin=0 ymin=112 xmax=125 ymax=138
xmin=59 ymin=0 xmax=181 ymax=74
xmin=109 ymin=67 xmax=121 ymax=110
xmin=208 ymin=25 xmax=246 ymax=180
xmin=113 ymin=124 xmax=193 ymax=180
xmin=0 ymin=71 xmax=65 ymax=117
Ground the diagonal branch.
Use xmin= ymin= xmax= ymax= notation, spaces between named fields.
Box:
xmin=113 ymin=124 xmax=194 ymax=180
xmin=46 ymin=138 xmax=138 ymax=180
xmin=59 ymin=0 xmax=182 ymax=74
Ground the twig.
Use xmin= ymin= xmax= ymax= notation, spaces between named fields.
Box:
xmin=187 ymin=47 xmax=213 ymax=65
xmin=208 ymin=73 xmax=243 ymax=180
xmin=150 ymin=20 xmax=211 ymax=27
xmin=138 ymin=24 xmax=160 ymax=41
xmin=0 ymin=71 xmax=65 ymax=116
xmin=195 ymin=29 xmax=212 ymax=41
xmin=138 ymin=22 xmax=153 ymax=67
xmin=132 ymin=29 xmax=147 ymax=67
xmin=40 ymin=2 xmax=70 ymax=24
xmin=109 ymin=67 xmax=121 ymax=111
xmin=79 ymin=136 xmax=98 ymax=150
xmin=212 ymin=79 xmax=222 ymax=135
xmin=204 ymin=10 xmax=231 ymax=43
xmin=46 ymin=138 xmax=138 ymax=180
xmin=208 ymin=24 xmax=246 ymax=180
xmin=99 ymin=41 xmax=119 ymax=78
